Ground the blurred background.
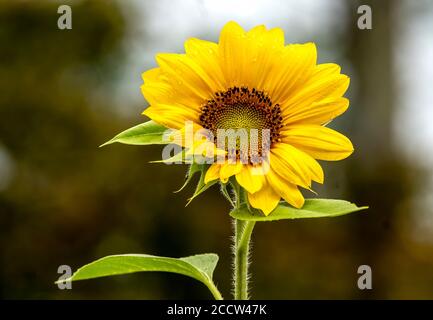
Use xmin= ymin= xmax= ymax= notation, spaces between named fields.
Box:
xmin=1 ymin=0 xmax=433 ymax=299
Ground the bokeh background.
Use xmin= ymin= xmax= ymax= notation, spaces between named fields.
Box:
xmin=1 ymin=0 xmax=433 ymax=299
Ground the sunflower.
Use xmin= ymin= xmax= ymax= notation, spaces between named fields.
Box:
xmin=141 ymin=21 xmax=353 ymax=215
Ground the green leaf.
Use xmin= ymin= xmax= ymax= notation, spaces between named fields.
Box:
xmin=180 ymin=254 xmax=218 ymax=279
xmin=100 ymin=120 xmax=170 ymax=147
xmin=231 ymin=199 xmax=368 ymax=221
xmin=61 ymin=253 xmax=223 ymax=300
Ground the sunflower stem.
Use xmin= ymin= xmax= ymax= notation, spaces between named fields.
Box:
xmin=233 ymin=219 xmax=255 ymax=300
xmin=230 ymin=181 xmax=255 ymax=299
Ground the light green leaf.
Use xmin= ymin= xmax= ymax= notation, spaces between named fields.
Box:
xmin=100 ymin=120 xmax=170 ymax=147
xmin=61 ymin=253 xmax=223 ymax=300
xmin=180 ymin=254 xmax=218 ymax=279
xmin=231 ymin=199 xmax=368 ymax=221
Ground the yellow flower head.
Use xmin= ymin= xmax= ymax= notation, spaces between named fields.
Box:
xmin=141 ymin=21 xmax=354 ymax=215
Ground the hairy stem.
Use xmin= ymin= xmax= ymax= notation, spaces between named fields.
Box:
xmin=233 ymin=219 xmax=255 ymax=300
xmin=229 ymin=180 xmax=256 ymax=299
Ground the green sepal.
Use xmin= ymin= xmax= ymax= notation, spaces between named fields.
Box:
xmin=186 ymin=164 xmax=217 ymax=205
xmin=175 ymin=162 xmax=203 ymax=193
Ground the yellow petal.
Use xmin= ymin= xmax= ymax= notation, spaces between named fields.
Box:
xmin=267 ymin=151 xmax=308 ymax=187
xmin=142 ymin=68 xmax=162 ymax=82
xmin=284 ymin=97 xmax=349 ymax=125
xmin=235 ymin=165 xmax=264 ymax=193
xmin=247 ymin=180 xmax=280 ymax=215
xmin=218 ymin=21 xmax=248 ymax=87
xmin=156 ymin=53 xmax=214 ymax=102
xmin=141 ymin=82 xmax=173 ymax=107
xmin=247 ymin=25 xmax=284 ymax=48
xmin=244 ymin=25 xmax=286 ymax=90
xmin=142 ymin=105 xmax=199 ymax=130
xmin=280 ymin=63 xmax=349 ymax=115
xmin=271 ymin=143 xmax=324 ymax=184
xmin=141 ymin=66 xmax=203 ymax=111
xmin=268 ymin=43 xmax=317 ymax=103
xmin=160 ymin=121 xmax=210 ymax=148
xmin=280 ymin=125 xmax=354 ymax=161
xmin=266 ymin=169 xmax=305 ymax=208
xmin=204 ymin=164 xmax=221 ymax=184
xmin=184 ymin=38 xmax=226 ymax=92
xmin=185 ymin=140 xmax=226 ymax=157
xmin=219 ymin=162 xmax=243 ymax=183
xmin=218 ymin=21 xmax=288 ymax=89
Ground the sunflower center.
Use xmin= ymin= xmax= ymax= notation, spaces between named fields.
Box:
xmin=199 ymin=86 xmax=282 ymax=163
